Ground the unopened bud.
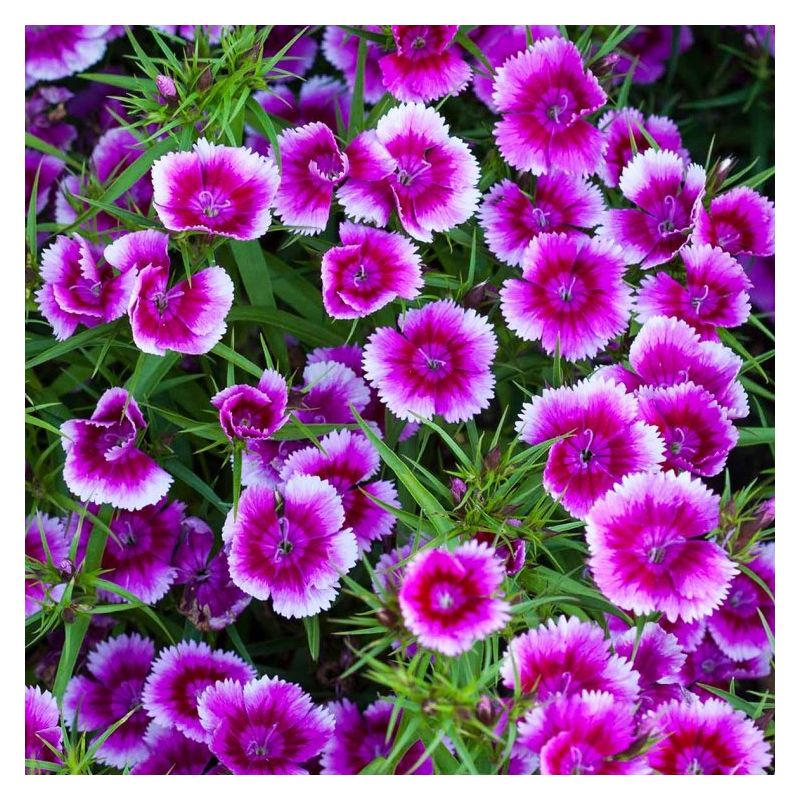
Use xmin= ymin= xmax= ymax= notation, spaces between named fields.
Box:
xmin=376 ymin=608 xmax=398 ymax=628
xmin=155 ymin=74 xmax=177 ymax=101
xmin=197 ymin=67 xmax=212 ymax=92
xmin=484 ymin=446 xmax=501 ymax=472
xmin=475 ymin=695 xmax=497 ymax=725
xmin=462 ymin=282 xmax=498 ymax=310
xmin=421 ymin=698 xmax=437 ymax=715
xmin=450 ymin=477 xmax=467 ymax=504
xmin=58 ymin=558 xmax=75 ymax=579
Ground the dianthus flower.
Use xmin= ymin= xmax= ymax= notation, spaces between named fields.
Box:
xmin=25 ymin=686 xmax=62 ymax=771
xmin=338 ymin=103 xmax=480 ymax=242
xmin=492 ymin=37 xmax=607 ymax=175
xmin=25 ymin=85 xmax=77 ymax=149
xmin=296 ymin=358 xmax=371 ymax=425
xmin=60 ymin=387 xmax=173 ymax=511
xmin=371 ymin=543 xmax=415 ymax=600
xmin=693 ymin=186 xmax=775 ymax=257
xmin=63 ymin=633 xmax=155 ymax=768
xmin=262 ymin=26 xmax=318 ymax=81
xmin=398 ymin=541 xmax=511 ymax=656
xmin=613 ymin=26 xmax=693 ymax=85
xmin=363 ymin=299 xmax=497 ymax=423
xmin=151 ymin=138 xmax=280 ymax=240
xmin=26 ymin=150 xmax=64 ymax=215
xmin=585 ymin=470 xmax=738 ymax=622
xmin=131 ymin=723 xmax=213 ymax=775
xmin=25 ymin=25 xmax=109 ymax=85
xmin=25 ymin=512 xmax=71 ymax=616
xmin=516 ymin=377 xmax=664 ymax=518
xmin=211 ymin=369 xmax=289 ymax=443
xmin=473 ymin=531 xmax=526 ymax=576
xmin=321 ymin=26 xmax=385 ymax=105
xmin=500 ymin=232 xmax=632 ymax=361
xmin=478 ymin=174 xmax=605 ymax=267
xmin=379 ymin=26 xmax=471 ymax=103
xmin=197 ymin=676 xmax=334 ymax=775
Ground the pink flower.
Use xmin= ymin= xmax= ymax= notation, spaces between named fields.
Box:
xmin=26 ymin=85 xmax=77 ymax=149
xmin=211 ymin=369 xmax=289 ymax=443
xmin=643 ymin=698 xmax=772 ymax=774
xmin=322 ymin=26 xmax=385 ymax=105
xmin=398 ymin=541 xmax=511 ymax=656
xmin=379 ymin=26 xmax=471 ymax=103
xmin=585 ymin=470 xmax=738 ymax=622
xmin=635 ymin=244 xmax=752 ymax=340
xmin=295 ymin=359 xmax=370 ymax=425
xmin=25 ymin=512 xmax=71 ymax=617
xmin=25 ymin=686 xmax=62 ymax=770
xmin=478 ymin=174 xmax=605 ymax=267
xmin=197 ymin=676 xmax=334 ymax=775
xmin=363 ymin=299 xmax=497 ymax=423
xmin=516 ymin=377 xmax=664 ymax=518
xmin=60 ymin=388 xmax=173 ymax=511
xmin=473 ymin=531 xmax=525 ymax=576
xmin=25 ymin=150 xmax=64 ymax=215
xmin=281 ymin=429 xmax=398 ymax=551
xmin=599 ymin=149 xmax=706 ymax=268
xmin=321 ymin=222 xmax=423 ymax=318
xmin=131 ymin=723 xmax=213 ymax=775
xmin=338 ymin=103 xmax=480 ymax=242
xmin=25 ymin=25 xmax=109 ymax=85
xmin=151 ymin=138 xmax=280 ymax=240
xmin=501 ymin=615 xmax=640 ymax=702
xmin=500 ymin=232 xmax=632 ymax=361
xmin=693 ymin=186 xmax=775 ymax=257
xmin=224 ymin=475 xmax=358 ymax=618
xmin=492 ymin=37 xmax=607 ymax=176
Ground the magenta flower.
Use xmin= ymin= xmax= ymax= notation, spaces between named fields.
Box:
xmin=25 ymin=686 xmax=62 ymax=770
xmin=372 ymin=542 xmax=415 ymax=600
xmin=380 ymin=26 xmax=471 ymax=103
xmin=363 ymin=299 xmax=497 ymax=423
xmin=26 ymin=85 xmax=77 ymax=149
xmin=707 ymin=542 xmax=774 ymax=661
xmin=644 ymin=698 xmax=772 ymax=774
xmin=25 ymin=25 xmax=109 ymax=85
xmin=35 ymin=234 xmax=137 ymax=341
xmin=262 ymin=26 xmax=318 ymax=81
xmin=273 ymin=122 xmax=348 ymax=234
xmin=25 ymin=512 xmax=71 ymax=617
xmin=338 ymin=103 xmax=480 ymax=242
xmin=321 ymin=698 xmax=432 ymax=775
xmin=398 ymin=541 xmax=511 ymax=656
xmin=197 ymin=676 xmax=334 ymax=775
xmin=63 ymin=633 xmax=155 ymax=768
xmin=599 ymin=149 xmax=706 ymax=268
xmin=60 ymin=387 xmax=173 ymax=511
xmin=322 ymin=26 xmax=386 ymax=105
xmin=492 ymin=37 xmax=607 ymax=176
xmin=501 ymin=616 xmax=639 ymax=703
xmin=613 ymin=26 xmax=693 ymax=85
xmin=518 ymin=691 xmax=649 ymax=775
xmin=143 ymin=641 xmax=256 ymax=743
xmin=151 ymin=138 xmax=280 ymax=240
xmin=241 ymin=439 xmax=302 ymax=491
xmin=25 ymin=150 xmax=64 ymax=215
xmin=679 ymin=630 xmax=736 ymax=693
xmin=586 ymin=470 xmax=738 ymax=622
xmin=321 ymin=222 xmax=423 ymax=319
xmin=598 ymin=107 xmax=688 ymax=187
xmin=635 ymin=244 xmax=752 ymax=340
xmin=224 ymin=475 xmax=358 ymax=618
xmin=516 ymin=377 xmax=664 ymax=518
xmin=131 ymin=723 xmax=213 ymax=775
xmin=500 ymin=232 xmax=632 ymax=361
xmin=296 ymin=358 xmax=370 ymax=426
xmin=99 ymin=499 xmax=184 ymax=604
xmin=211 ymin=369 xmax=289 ymax=443
xmin=693 ymin=186 xmax=775 ymax=257
xmin=635 ymin=382 xmax=738 ymax=476
xmin=473 ymin=531 xmax=526 ymax=576
xmin=281 ymin=429 xmax=398 ymax=551
xmin=478 ymin=175 xmax=605 ymax=267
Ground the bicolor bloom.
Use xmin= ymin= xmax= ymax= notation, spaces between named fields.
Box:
xmin=321 ymin=698 xmax=433 ymax=775
xmin=492 ymin=37 xmax=607 ymax=176
xmin=635 ymin=382 xmax=738 ymax=477
xmin=25 ymin=512 xmax=71 ymax=617
xmin=151 ymin=138 xmax=280 ymax=240
xmin=281 ymin=429 xmax=398 ymax=550
xmin=295 ymin=358 xmax=371 ymax=426
xmin=679 ymin=630 xmax=736 ymax=693
xmin=211 ymin=369 xmax=289 ymax=443
xmin=172 ymin=516 xmax=252 ymax=631
xmin=35 ymin=234 xmax=137 ymax=341
xmin=478 ymin=175 xmax=605 ymax=267
xmin=379 ymin=26 xmax=471 ymax=103
xmin=599 ymin=149 xmax=706 ymax=268
xmin=501 ymin=615 xmax=640 ymax=703
xmin=500 ymin=232 xmax=632 ymax=361
xmin=643 ymin=698 xmax=772 ymax=774
xmin=321 ymin=222 xmax=423 ymax=318
xmin=613 ymin=26 xmax=693 ymax=85
xmin=598 ymin=107 xmax=688 ymax=188
xmin=585 ymin=470 xmax=738 ymax=622
xmin=338 ymin=103 xmax=480 ymax=242
xmin=131 ymin=723 xmax=213 ymax=775
xmin=363 ymin=299 xmax=497 ymax=423
xmin=516 ymin=377 xmax=664 ymax=518
xmin=60 ymin=387 xmax=173 ymax=511
xmin=63 ymin=633 xmax=155 ymax=769
xmin=707 ymin=542 xmax=774 ymax=661
xmin=25 ymin=25 xmax=109 ymax=85
xmin=197 ymin=676 xmax=335 ymax=775
xmin=273 ymin=122 xmax=348 ymax=234
xmin=518 ymin=691 xmax=649 ymax=775
xmin=143 ymin=641 xmax=256 ymax=743
xmin=321 ymin=26 xmax=386 ymax=105
xmin=262 ymin=26 xmax=319 ymax=81
xmin=25 ymin=686 xmax=62 ymax=771
xmin=99 ymin=499 xmax=184 ymax=604
xmin=693 ymin=186 xmax=775 ymax=257
xmin=398 ymin=541 xmax=511 ymax=656
xmin=241 ymin=439 xmax=303 ymax=491
xmin=635 ymin=244 xmax=752 ymax=340
xmin=224 ymin=475 xmax=358 ymax=618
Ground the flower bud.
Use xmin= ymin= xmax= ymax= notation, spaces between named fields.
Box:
xmin=155 ymin=74 xmax=177 ymax=101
